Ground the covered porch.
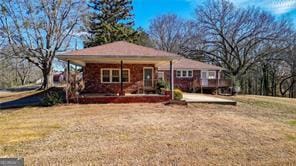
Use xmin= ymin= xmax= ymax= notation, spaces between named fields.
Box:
xmin=57 ymin=55 xmax=177 ymax=103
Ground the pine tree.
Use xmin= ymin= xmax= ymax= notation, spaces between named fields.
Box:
xmin=84 ymin=0 xmax=139 ymax=47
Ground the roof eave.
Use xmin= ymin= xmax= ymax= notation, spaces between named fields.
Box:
xmin=158 ymin=67 xmax=226 ymax=71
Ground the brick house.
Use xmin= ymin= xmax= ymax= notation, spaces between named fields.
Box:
xmin=57 ymin=41 xmax=230 ymax=103
xmin=157 ymin=58 xmax=230 ymax=93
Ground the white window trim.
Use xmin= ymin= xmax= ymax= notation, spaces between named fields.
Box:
xmin=101 ymin=68 xmax=130 ymax=83
xmin=201 ymin=70 xmax=208 ymax=79
xmin=208 ymin=71 xmax=216 ymax=79
xmin=157 ymin=71 xmax=165 ymax=81
xmin=188 ymin=70 xmax=193 ymax=77
xmin=176 ymin=69 xmax=193 ymax=78
xmin=176 ymin=70 xmax=182 ymax=77
xmin=201 ymin=70 xmax=216 ymax=80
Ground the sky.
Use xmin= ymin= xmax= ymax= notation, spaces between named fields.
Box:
xmin=56 ymin=0 xmax=296 ymax=70
xmin=133 ymin=0 xmax=296 ymax=29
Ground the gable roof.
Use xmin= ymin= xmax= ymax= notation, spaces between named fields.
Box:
xmin=158 ymin=58 xmax=224 ymax=70
xmin=61 ymin=41 xmax=180 ymax=58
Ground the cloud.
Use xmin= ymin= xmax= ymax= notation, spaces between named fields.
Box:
xmin=269 ymin=0 xmax=296 ymax=14
xmin=186 ymin=0 xmax=296 ymax=15
xmin=230 ymin=0 xmax=296 ymax=14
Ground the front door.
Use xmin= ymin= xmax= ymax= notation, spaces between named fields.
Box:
xmin=201 ymin=71 xmax=208 ymax=87
xmin=143 ymin=68 xmax=153 ymax=88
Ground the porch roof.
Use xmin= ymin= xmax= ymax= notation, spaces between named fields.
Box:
xmin=157 ymin=58 xmax=225 ymax=70
xmin=57 ymin=41 xmax=180 ymax=66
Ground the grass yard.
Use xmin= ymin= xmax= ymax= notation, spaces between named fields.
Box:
xmin=0 ymin=95 xmax=296 ymax=165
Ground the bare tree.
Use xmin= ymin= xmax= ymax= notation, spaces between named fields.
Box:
xmin=0 ymin=45 xmax=42 ymax=88
xmin=279 ymin=37 xmax=296 ymax=97
xmin=0 ymin=0 xmax=85 ymax=89
xmin=185 ymin=0 xmax=293 ymax=87
xmin=148 ymin=14 xmax=195 ymax=54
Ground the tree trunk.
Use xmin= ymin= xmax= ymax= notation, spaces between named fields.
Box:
xmin=248 ymin=77 xmax=252 ymax=94
xmin=262 ymin=64 xmax=269 ymax=96
xmin=40 ymin=66 xmax=53 ymax=90
xmin=20 ymin=77 xmax=26 ymax=85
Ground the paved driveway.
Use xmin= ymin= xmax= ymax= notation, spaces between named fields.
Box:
xmin=182 ymin=93 xmax=236 ymax=105
xmin=0 ymin=95 xmax=42 ymax=109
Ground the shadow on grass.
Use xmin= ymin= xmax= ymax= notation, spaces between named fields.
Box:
xmin=0 ymin=87 xmax=65 ymax=110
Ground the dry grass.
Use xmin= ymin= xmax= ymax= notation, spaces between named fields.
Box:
xmin=0 ymin=95 xmax=296 ymax=165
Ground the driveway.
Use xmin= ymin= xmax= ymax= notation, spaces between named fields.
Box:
xmin=0 ymin=95 xmax=43 ymax=109
xmin=0 ymin=87 xmax=65 ymax=109
xmin=182 ymin=93 xmax=236 ymax=105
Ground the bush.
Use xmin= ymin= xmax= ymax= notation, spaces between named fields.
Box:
xmin=42 ymin=91 xmax=64 ymax=106
xmin=156 ymin=80 xmax=169 ymax=94
xmin=174 ymin=89 xmax=183 ymax=100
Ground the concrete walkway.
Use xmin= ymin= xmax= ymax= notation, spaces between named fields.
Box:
xmin=182 ymin=93 xmax=237 ymax=105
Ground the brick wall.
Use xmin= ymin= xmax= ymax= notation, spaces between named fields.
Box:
xmin=158 ymin=70 xmax=226 ymax=92
xmin=83 ymin=63 xmax=155 ymax=94
xmin=158 ymin=70 xmax=200 ymax=92
xmin=72 ymin=95 xmax=170 ymax=104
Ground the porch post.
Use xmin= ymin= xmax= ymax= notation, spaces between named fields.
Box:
xmin=66 ymin=60 xmax=70 ymax=104
xmin=120 ymin=60 xmax=123 ymax=96
xmin=217 ymin=70 xmax=221 ymax=95
xmin=170 ymin=60 xmax=174 ymax=100
xmin=201 ymin=79 xmax=203 ymax=94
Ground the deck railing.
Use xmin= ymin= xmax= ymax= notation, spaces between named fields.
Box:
xmin=195 ymin=79 xmax=231 ymax=88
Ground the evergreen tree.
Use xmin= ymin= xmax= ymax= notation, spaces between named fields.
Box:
xmin=84 ymin=0 xmax=140 ymax=47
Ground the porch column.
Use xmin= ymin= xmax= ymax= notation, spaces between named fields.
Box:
xmin=66 ymin=60 xmax=70 ymax=104
xmin=217 ymin=70 xmax=221 ymax=95
xmin=120 ymin=60 xmax=123 ymax=96
xmin=170 ymin=60 xmax=174 ymax=100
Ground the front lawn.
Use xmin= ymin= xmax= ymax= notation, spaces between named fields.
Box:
xmin=0 ymin=95 xmax=295 ymax=165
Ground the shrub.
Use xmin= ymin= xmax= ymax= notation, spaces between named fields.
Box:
xmin=42 ymin=91 xmax=64 ymax=106
xmin=174 ymin=89 xmax=183 ymax=100
xmin=156 ymin=80 xmax=169 ymax=94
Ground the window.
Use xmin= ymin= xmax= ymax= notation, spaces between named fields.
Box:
xmin=157 ymin=72 xmax=164 ymax=81
xmin=112 ymin=70 xmax=120 ymax=82
xmin=188 ymin=70 xmax=193 ymax=77
xmin=101 ymin=69 xmax=130 ymax=83
xmin=182 ymin=70 xmax=187 ymax=77
xmin=208 ymin=71 xmax=216 ymax=79
xmin=201 ymin=71 xmax=207 ymax=79
xmin=176 ymin=70 xmax=193 ymax=78
xmin=176 ymin=70 xmax=181 ymax=77
xmin=102 ymin=70 xmax=110 ymax=83
xmin=122 ymin=70 xmax=129 ymax=82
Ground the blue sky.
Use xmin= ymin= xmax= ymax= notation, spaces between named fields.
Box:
xmin=133 ymin=0 xmax=296 ymax=29
xmin=71 ymin=0 xmax=296 ymax=50
xmin=56 ymin=0 xmax=296 ymax=70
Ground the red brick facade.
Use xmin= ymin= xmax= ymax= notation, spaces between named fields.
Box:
xmin=158 ymin=70 xmax=224 ymax=92
xmin=83 ymin=63 xmax=156 ymax=94
xmin=83 ymin=63 xmax=228 ymax=94
xmin=158 ymin=70 xmax=200 ymax=91
xmin=72 ymin=95 xmax=170 ymax=104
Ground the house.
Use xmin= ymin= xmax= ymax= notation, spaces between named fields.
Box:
xmin=157 ymin=58 xmax=230 ymax=93
xmin=57 ymin=41 xmax=230 ymax=103
xmin=53 ymin=72 xmax=65 ymax=83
